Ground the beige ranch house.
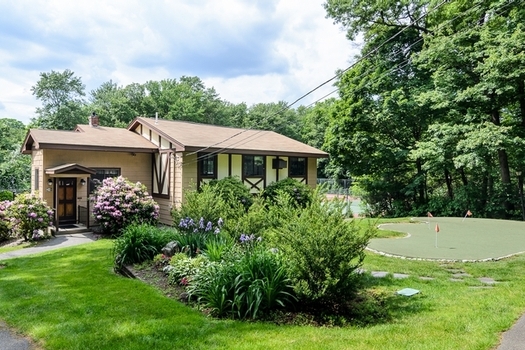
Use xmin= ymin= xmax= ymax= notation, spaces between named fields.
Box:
xmin=21 ymin=115 xmax=328 ymax=226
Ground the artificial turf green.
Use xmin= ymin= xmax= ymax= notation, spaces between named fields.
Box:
xmin=370 ymin=217 xmax=525 ymax=260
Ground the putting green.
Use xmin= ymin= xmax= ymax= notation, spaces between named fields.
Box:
xmin=369 ymin=217 xmax=525 ymax=261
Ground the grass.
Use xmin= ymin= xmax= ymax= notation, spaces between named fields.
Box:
xmin=0 ymin=240 xmax=34 ymax=254
xmin=1 ymin=238 xmax=525 ymax=349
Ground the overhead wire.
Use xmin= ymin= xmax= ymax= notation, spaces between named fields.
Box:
xmin=179 ymin=0 xmax=449 ymax=167
xmin=179 ymin=0 xmax=519 ymax=167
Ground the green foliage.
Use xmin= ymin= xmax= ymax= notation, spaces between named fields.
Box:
xmin=0 ymin=119 xmax=30 ymax=192
xmin=30 ymin=69 xmax=87 ymax=130
xmin=112 ymin=223 xmax=175 ymax=269
xmin=225 ymin=197 xmax=274 ymax=240
xmin=0 ymin=190 xmax=14 ymax=201
xmin=187 ymin=243 xmax=295 ymax=319
xmin=91 ymin=176 xmax=160 ymax=235
xmin=6 ymin=193 xmax=54 ymax=241
xmin=208 ymin=176 xmax=253 ymax=210
xmin=167 ymin=253 xmax=210 ymax=286
xmin=171 ymin=184 xmax=236 ymax=226
xmin=262 ymin=178 xmax=313 ymax=208
xmin=270 ymin=192 xmax=375 ymax=302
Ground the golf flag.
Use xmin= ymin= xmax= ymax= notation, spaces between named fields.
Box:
xmin=435 ymin=224 xmax=440 ymax=233
xmin=463 ymin=209 xmax=472 ymax=221
xmin=427 ymin=212 xmax=433 ymax=218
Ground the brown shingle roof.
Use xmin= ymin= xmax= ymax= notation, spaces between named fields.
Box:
xmin=21 ymin=125 xmax=157 ymax=154
xmin=130 ymin=117 xmax=329 ymax=158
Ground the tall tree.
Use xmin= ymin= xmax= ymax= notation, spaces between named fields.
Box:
xmin=324 ymin=0 xmax=435 ymax=215
xmin=0 ymin=118 xmax=30 ymax=191
xmin=31 ymin=69 xmax=86 ymax=130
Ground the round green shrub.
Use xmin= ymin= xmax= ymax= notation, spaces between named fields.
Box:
xmin=208 ymin=176 xmax=253 ymax=210
xmin=262 ymin=178 xmax=313 ymax=208
xmin=0 ymin=190 xmax=14 ymax=201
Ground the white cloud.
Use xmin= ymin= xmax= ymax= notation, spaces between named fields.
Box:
xmin=0 ymin=0 xmax=359 ymax=124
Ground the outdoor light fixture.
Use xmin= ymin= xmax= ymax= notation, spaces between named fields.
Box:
xmin=80 ymin=179 xmax=86 ymax=186
xmin=47 ymin=179 xmax=53 ymax=186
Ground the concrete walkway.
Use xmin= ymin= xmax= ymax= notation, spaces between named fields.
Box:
xmin=0 ymin=233 xmax=523 ymax=349
xmin=0 ymin=232 xmax=96 ymax=261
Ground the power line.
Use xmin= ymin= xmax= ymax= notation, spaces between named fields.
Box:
xmin=181 ymin=0 xmax=449 ymax=166
xmin=181 ymin=0 xmax=519 ymax=168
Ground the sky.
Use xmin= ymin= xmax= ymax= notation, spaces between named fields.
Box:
xmin=0 ymin=0 xmax=361 ymax=125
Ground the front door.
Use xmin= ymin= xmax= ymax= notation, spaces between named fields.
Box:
xmin=57 ymin=178 xmax=76 ymax=224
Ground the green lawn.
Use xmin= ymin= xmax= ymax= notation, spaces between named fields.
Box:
xmin=1 ymin=239 xmax=525 ymax=349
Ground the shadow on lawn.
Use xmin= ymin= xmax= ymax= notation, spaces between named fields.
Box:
xmin=352 ymin=273 xmax=431 ymax=326
xmin=0 ymin=244 xmax=433 ymax=350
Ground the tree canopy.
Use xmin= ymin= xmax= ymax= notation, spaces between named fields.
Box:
xmin=323 ymin=0 xmax=525 ymax=218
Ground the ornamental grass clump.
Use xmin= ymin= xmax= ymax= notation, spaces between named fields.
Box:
xmin=187 ymin=239 xmax=295 ymax=320
xmin=91 ymin=176 xmax=160 ymax=235
xmin=6 ymin=193 xmax=54 ymax=241
xmin=112 ymin=223 xmax=176 ymax=269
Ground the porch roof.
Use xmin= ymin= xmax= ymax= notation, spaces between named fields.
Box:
xmin=128 ymin=117 xmax=329 ymax=158
xmin=45 ymin=163 xmax=97 ymax=175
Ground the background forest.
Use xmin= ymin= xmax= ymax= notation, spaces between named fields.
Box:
xmin=1 ymin=0 xmax=524 ymax=220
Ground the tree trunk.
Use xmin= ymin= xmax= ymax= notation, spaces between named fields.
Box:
xmin=518 ymin=80 xmax=525 ymax=127
xmin=416 ymin=159 xmax=425 ymax=204
xmin=459 ymin=168 xmax=468 ymax=186
xmin=491 ymin=109 xmax=511 ymax=185
xmin=444 ymin=168 xmax=454 ymax=199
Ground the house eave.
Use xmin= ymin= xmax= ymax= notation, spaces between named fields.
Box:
xmin=31 ymin=143 xmax=158 ymax=153
xmin=183 ymin=147 xmax=329 ymax=158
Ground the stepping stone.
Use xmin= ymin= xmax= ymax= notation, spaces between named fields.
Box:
xmin=478 ymin=277 xmax=497 ymax=285
xmin=371 ymin=271 xmax=389 ymax=278
xmin=452 ymin=273 xmax=472 ymax=278
xmin=449 ymin=278 xmax=463 ymax=282
xmin=419 ymin=276 xmax=435 ymax=281
xmin=393 ymin=273 xmax=410 ymax=279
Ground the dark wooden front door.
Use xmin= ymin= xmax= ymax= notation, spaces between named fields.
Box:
xmin=58 ymin=178 xmax=76 ymax=224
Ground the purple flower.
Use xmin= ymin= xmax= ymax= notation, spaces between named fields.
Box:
xmin=199 ymin=217 xmax=205 ymax=229
xmin=205 ymin=221 xmax=213 ymax=232
xmin=214 ymin=228 xmax=220 ymax=235
xmin=218 ymin=218 xmax=223 ymax=227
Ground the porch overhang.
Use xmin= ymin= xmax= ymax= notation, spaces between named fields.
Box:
xmin=45 ymin=163 xmax=97 ymax=175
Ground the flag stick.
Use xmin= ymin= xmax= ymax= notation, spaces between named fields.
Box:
xmin=434 ymin=224 xmax=440 ymax=248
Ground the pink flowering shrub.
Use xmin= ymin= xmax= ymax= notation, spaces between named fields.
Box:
xmin=6 ymin=193 xmax=54 ymax=241
xmin=91 ymin=176 xmax=160 ymax=235
xmin=0 ymin=200 xmax=13 ymax=241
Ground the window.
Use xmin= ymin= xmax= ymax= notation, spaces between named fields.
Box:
xmin=289 ymin=157 xmax=307 ymax=176
xmin=153 ymin=152 xmax=170 ymax=196
xmin=199 ymin=153 xmax=217 ymax=177
xmin=243 ymin=155 xmax=264 ymax=177
xmin=89 ymin=168 xmax=120 ymax=193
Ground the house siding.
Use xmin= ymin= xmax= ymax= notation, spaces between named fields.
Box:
xmin=32 ymin=150 xmax=44 ymax=197
xmin=41 ymin=149 xmax=155 ymax=221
